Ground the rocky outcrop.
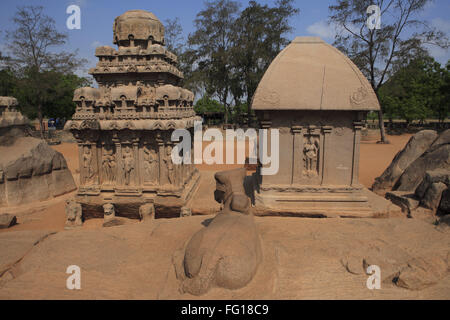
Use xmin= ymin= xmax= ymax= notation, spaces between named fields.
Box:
xmin=395 ymin=143 xmax=450 ymax=192
xmin=374 ymin=130 xmax=449 ymax=215
xmin=0 ymin=137 xmax=76 ymax=206
xmin=372 ymin=130 xmax=438 ymax=192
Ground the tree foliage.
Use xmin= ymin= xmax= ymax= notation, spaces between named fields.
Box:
xmin=378 ymin=56 xmax=449 ymax=124
xmin=4 ymin=5 xmax=86 ymax=137
xmin=329 ymin=0 xmax=449 ymax=142
xmin=179 ymin=0 xmax=298 ymax=124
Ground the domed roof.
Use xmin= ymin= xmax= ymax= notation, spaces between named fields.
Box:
xmin=113 ymin=10 xmax=164 ymax=45
xmin=252 ymin=37 xmax=380 ymax=111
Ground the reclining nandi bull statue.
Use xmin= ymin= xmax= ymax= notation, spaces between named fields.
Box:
xmin=174 ymin=168 xmax=262 ymax=296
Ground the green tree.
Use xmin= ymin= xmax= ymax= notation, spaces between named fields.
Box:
xmin=5 ymin=6 xmax=86 ymax=137
xmin=231 ymin=0 xmax=299 ymax=122
xmin=0 ymin=68 xmax=17 ymax=97
xmin=12 ymin=70 xmax=90 ymax=120
xmin=187 ymin=0 xmax=241 ymax=124
xmin=378 ymin=56 xmax=448 ymax=124
xmin=329 ymin=0 xmax=448 ymax=143
xmin=194 ymin=95 xmax=224 ymax=114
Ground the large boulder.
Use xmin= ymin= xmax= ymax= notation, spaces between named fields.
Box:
xmin=372 ymin=130 xmax=438 ymax=192
xmin=0 ymin=137 xmax=76 ymax=206
xmin=414 ymin=169 xmax=449 ymax=210
xmin=394 ymin=143 xmax=450 ymax=191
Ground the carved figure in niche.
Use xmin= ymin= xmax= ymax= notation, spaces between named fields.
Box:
xmin=102 ymin=145 xmax=116 ymax=184
xmin=174 ymin=168 xmax=262 ymax=296
xmin=164 ymin=145 xmax=174 ymax=185
xmin=82 ymin=145 xmax=95 ymax=185
xmin=303 ymin=136 xmax=319 ymax=176
xmin=143 ymin=145 xmax=158 ymax=183
xmin=122 ymin=146 xmax=135 ymax=186
xmin=120 ymin=95 xmax=127 ymax=109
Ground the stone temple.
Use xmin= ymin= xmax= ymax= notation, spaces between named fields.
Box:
xmin=252 ymin=37 xmax=387 ymax=218
xmin=65 ymin=10 xmax=200 ymax=221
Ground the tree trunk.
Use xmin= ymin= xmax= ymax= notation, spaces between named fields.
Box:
xmin=247 ymin=95 xmax=252 ymax=127
xmin=377 ymin=110 xmax=389 ymax=144
xmin=223 ymin=101 xmax=228 ymax=125
xmin=374 ymin=90 xmax=389 ymax=144
xmin=37 ymin=103 xmax=45 ymax=140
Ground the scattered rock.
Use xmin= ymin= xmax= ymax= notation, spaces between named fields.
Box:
xmin=0 ymin=214 xmax=17 ymax=229
xmin=372 ymin=130 xmax=438 ymax=192
xmin=421 ymin=182 xmax=447 ymax=210
xmin=415 ymin=169 xmax=450 ymax=199
xmin=395 ymin=144 xmax=450 ymax=192
xmin=385 ymin=191 xmax=419 ymax=214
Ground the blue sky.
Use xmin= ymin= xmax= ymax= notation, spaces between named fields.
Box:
xmin=1 ymin=0 xmax=449 ymax=79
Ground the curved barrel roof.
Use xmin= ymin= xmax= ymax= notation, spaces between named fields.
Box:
xmin=252 ymin=37 xmax=380 ymax=111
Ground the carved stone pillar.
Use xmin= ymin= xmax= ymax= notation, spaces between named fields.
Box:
xmin=321 ymin=126 xmax=333 ymax=185
xmin=291 ymin=126 xmax=303 ymax=184
xmin=157 ymin=135 xmax=164 ymax=186
xmin=259 ymin=120 xmax=272 ymax=185
xmin=351 ymin=121 xmax=364 ymax=186
xmin=96 ymin=141 xmax=102 ymax=185
xmin=113 ymin=136 xmax=122 ymax=186
xmin=78 ymin=142 xmax=85 ymax=186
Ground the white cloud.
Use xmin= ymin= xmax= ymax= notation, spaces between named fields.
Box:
xmin=306 ymin=20 xmax=359 ymax=40
xmin=307 ymin=20 xmax=336 ymax=40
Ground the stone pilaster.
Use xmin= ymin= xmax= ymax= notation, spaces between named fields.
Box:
xmin=291 ymin=126 xmax=303 ymax=184
xmin=351 ymin=121 xmax=364 ymax=186
xmin=321 ymin=126 xmax=333 ymax=185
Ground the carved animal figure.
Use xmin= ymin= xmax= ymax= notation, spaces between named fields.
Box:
xmin=65 ymin=199 xmax=83 ymax=229
xmin=175 ymin=168 xmax=262 ymax=296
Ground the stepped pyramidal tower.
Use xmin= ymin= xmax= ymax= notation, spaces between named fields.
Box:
xmin=65 ymin=10 xmax=200 ymax=221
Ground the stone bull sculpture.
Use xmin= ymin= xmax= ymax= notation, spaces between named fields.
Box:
xmin=174 ymin=168 xmax=262 ymax=296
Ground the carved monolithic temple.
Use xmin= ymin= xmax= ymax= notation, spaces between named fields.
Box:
xmin=65 ymin=10 xmax=200 ymax=220
xmin=252 ymin=37 xmax=386 ymax=218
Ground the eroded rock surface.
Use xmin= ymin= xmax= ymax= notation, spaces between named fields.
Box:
xmin=0 ymin=137 xmax=76 ymax=206
xmin=373 ymin=130 xmax=438 ymax=192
